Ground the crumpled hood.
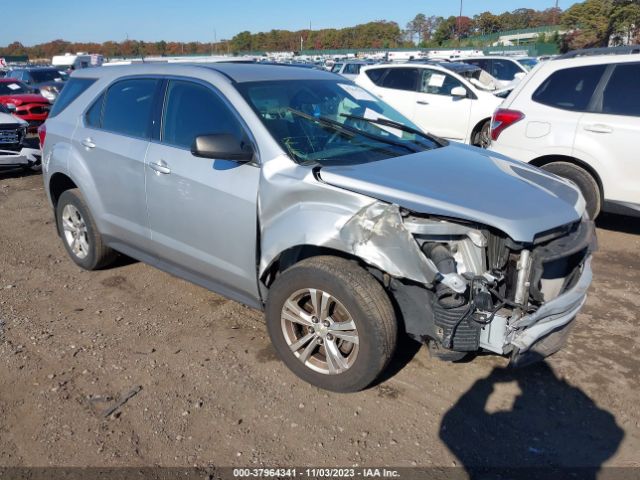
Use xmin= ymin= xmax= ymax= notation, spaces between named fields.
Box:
xmin=318 ymin=143 xmax=584 ymax=243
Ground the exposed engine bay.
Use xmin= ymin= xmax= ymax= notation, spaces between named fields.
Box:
xmin=339 ymin=202 xmax=596 ymax=365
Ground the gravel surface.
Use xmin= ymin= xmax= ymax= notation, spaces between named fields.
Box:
xmin=0 ymin=170 xmax=638 ymax=472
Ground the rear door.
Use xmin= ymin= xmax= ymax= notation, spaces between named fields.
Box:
xmin=575 ymin=62 xmax=640 ymax=207
xmin=73 ymin=77 xmax=160 ymax=249
xmin=144 ymin=79 xmax=260 ymax=302
xmin=373 ymin=67 xmax=420 ymax=119
xmin=412 ymin=68 xmax=472 ymax=140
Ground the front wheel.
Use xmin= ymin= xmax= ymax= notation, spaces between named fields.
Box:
xmin=265 ymin=256 xmax=397 ymax=392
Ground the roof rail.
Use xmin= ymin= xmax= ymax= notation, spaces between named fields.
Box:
xmin=556 ymin=45 xmax=640 ymax=59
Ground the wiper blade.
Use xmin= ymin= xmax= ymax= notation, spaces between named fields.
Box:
xmin=340 ymin=113 xmax=445 ymax=146
xmin=287 ymin=108 xmax=356 ymax=139
xmin=287 ymin=108 xmax=419 ymax=154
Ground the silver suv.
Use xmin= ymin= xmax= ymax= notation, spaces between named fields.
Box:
xmin=41 ymin=63 xmax=595 ymax=392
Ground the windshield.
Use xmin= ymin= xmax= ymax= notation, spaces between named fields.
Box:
xmin=31 ymin=69 xmax=67 ymax=83
xmin=0 ymin=81 xmax=29 ymax=95
xmin=236 ymin=79 xmax=440 ymax=165
xmin=458 ymin=68 xmax=501 ymax=91
xmin=517 ymin=58 xmax=538 ymax=71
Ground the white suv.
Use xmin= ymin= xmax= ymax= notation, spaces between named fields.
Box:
xmin=357 ymin=63 xmax=506 ymax=147
xmin=489 ymin=46 xmax=640 ymax=218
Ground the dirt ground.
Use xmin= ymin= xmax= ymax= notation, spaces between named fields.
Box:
xmin=0 ymin=170 xmax=638 ymax=474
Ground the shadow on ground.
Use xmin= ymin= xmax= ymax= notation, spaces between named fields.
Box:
xmin=439 ymin=358 xmax=624 ymax=479
xmin=596 ymin=213 xmax=640 ymax=235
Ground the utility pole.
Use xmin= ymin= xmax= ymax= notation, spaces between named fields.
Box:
xmin=458 ymin=0 xmax=463 ymax=44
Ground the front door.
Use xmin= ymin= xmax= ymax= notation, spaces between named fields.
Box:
xmin=413 ymin=69 xmax=472 ymax=141
xmin=145 ymin=79 xmax=260 ymax=302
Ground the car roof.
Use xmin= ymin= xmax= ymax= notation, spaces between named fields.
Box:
xmin=364 ymin=62 xmax=466 ymax=75
xmin=73 ymin=62 xmax=339 ymax=83
xmin=12 ymin=66 xmax=60 ymax=71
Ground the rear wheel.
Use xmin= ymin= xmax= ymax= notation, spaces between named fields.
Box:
xmin=265 ymin=256 xmax=397 ymax=392
xmin=56 ymin=189 xmax=117 ymax=270
xmin=472 ymin=120 xmax=491 ymax=149
xmin=541 ymin=162 xmax=601 ymax=219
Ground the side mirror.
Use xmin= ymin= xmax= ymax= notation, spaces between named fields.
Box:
xmin=451 ymin=86 xmax=467 ymax=98
xmin=514 ymin=72 xmax=526 ymax=80
xmin=191 ymin=133 xmax=254 ymax=162
xmin=6 ymin=103 xmax=16 ymax=112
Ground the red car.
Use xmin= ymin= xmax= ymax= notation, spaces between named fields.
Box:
xmin=0 ymin=78 xmax=51 ymax=132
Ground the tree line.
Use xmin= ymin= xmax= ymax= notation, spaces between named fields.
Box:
xmin=1 ymin=1 xmax=639 ymax=59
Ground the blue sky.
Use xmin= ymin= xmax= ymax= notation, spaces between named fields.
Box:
xmin=3 ymin=0 xmax=578 ymax=46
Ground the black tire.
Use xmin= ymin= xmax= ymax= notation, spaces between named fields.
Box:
xmin=265 ymin=256 xmax=397 ymax=392
xmin=541 ymin=162 xmax=601 ymax=219
xmin=56 ymin=189 xmax=117 ymax=270
xmin=472 ymin=120 xmax=491 ymax=149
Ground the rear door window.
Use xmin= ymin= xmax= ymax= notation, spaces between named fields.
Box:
xmin=600 ymin=63 xmax=640 ymax=117
xmin=491 ymin=59 xmax=522 ymax=81
xmin=85 ymin=92 xmax=105 ymax=128
xmin=532 ymin=65 xmax=607 ymax=112
xmin=101 ymin=78 xmax=160 ymax=139
xmin=380 ymin=68 xmax=419 ymax=92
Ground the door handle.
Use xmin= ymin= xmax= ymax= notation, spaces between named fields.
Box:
xmin=583 ymin=124 xmax=613 ymax=134
xmin=149 ymin=161 xmax=171 ymax=175
xmin=416 ymin=100 xmax=429 ymax=105
xmin=81 ymin=137 xmax=96 ymax=149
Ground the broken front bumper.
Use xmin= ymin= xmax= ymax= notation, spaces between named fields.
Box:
xmin=479 ymin=256 xmax=593 ymax=359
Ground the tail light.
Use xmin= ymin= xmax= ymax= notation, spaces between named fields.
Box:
xmin=491 ymin=109 xmax=524 ymax=141
xmin=38 ymin=123 xmax=47 ymax=150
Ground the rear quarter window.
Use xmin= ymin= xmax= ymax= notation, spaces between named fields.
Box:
xmin=48 ymin=78 xmax=96 ymax=118
xmin=532 ymin=65 xmax=607 ymax=112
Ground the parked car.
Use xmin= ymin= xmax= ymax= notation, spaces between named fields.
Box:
xmin=356 ymin=63 xmax=506 ymax=147
xmin=514 ymin=56 xmax=539 ymax=71
xmin=0 ymin=103 xmax=27 ymax=167
xmin=0 ymin=79 xmax=51 ymax=132
xmin=7 ymin=66 xmax=68 ymax=103
xmin=331 ymin=61 xmax=371 ymax=81
xmin=42 ymin=64 xmax=594 ymax=392
xmin=458 ymin=56 xmax=528 ymax=87
xmin=489 ymin=45 xmax=640 ymax=219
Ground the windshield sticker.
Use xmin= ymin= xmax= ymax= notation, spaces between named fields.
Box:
xmin=339 ymin=84 xmax=377 ymax=102
xmin=7 ymin=83 xmax=21 ymax=91
xmin=428 ymin=74 xmax=446 ymax=88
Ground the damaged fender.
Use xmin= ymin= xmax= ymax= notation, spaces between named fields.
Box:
xmin=257 ymin=156 xmax=460 ymax=294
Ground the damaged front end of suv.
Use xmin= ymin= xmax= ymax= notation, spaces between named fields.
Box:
xmin=240 ymin=75 xmax=595 ymax=374
xmin=258 ymin=145 xmax=595 ymax=367
xmin=339 ymin=201 xmax=595 ymax=365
